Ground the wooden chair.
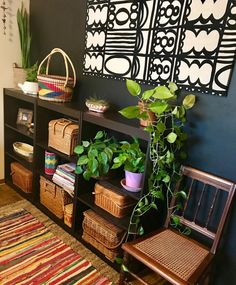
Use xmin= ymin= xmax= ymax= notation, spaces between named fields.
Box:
xmin=119 ymin=166 xmax=235 ymax=285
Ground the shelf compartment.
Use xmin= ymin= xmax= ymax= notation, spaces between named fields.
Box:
xmin=5 ymin=150 xmax=33 ymax=170
xmin=78 ymin=193 xmax=131 ymax=230
xmin=37 ymin=141 xmax=77 ymax=163
xmin=5 ymin=123 xmax=34 ymax=139
xmin=38 ymin=99 xmax=81 ymax=119
xmin=4 ymin=88 xmax=37 ymax=104
xmin=83 ymin=111 xmax=149 ymax=141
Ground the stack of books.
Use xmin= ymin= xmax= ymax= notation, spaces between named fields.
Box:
xmin=53 ymin=162 xmax=76 ymax=196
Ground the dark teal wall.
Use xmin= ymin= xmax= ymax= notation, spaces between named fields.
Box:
xmin=30 ymin=1 xmax=236 ymax=282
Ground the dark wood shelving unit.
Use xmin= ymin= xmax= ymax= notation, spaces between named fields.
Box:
xmin=3 ymin=88 xmax=150 ymax=269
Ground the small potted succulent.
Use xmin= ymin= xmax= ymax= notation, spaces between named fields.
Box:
xmin=112 ymin=138 xmax=146 ymax=191
xmin=85 ymin=97 xmax=110 ymax=113
xmin=18 ymin=63 xmax=39 ymax=95
xmin=74 ymin=131 xmax=119 ymax=180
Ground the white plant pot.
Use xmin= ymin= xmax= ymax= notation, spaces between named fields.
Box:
xmin=18 ymin=81 xmax=39 ymax=95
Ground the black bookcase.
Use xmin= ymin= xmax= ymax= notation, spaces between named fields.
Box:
xmin=3 ymin=88 xmax=150 ymax=268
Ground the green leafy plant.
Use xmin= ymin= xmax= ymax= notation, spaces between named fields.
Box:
xmin=17 ymin=3 xmax=31 ymax=69
xmin=26 ymin=63 xmax=46 ymax=82
xmin=112 ymin=138 xmax=145 ymax=173
xmin=74 ymin=131 xmax=119 ymax=180
xmin=119 ymin=79 xmax=196 ymax=237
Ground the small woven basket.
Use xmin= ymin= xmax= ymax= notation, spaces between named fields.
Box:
xmin=37 ymin=48 xmax=76 ymax=102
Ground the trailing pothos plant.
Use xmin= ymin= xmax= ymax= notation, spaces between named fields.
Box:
xmin=119 ymin=79 xmax=196 ymax=237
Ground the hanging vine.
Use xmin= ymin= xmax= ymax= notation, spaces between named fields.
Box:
xmin=119 ymin=80 xmax=196 ymax=238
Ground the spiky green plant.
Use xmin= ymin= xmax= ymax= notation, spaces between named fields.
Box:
xmin=17 ymin=3 xmax=31 ymax=69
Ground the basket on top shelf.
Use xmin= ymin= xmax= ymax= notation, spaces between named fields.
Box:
xmin=37 ymin=48 xmax=76 ymax=102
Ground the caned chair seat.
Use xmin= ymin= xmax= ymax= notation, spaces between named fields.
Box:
xmin=123 ymin=229 xmax=213 ymax=284
xmin=120 ymin=166 xmax=235 ymax=285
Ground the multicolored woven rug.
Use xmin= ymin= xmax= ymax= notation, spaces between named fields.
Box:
xmin=0 ymin=209 xmax=112 ymax=285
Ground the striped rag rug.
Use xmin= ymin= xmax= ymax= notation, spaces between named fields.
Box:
xmin=0 ymin=209 xmax=112 ymax=285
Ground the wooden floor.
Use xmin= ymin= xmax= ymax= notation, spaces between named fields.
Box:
xmin=0 ymin=183 xmax=23 ymax=207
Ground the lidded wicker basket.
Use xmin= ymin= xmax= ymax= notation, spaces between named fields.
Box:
xmin=37 ymin=48 xmax=76 ymax=102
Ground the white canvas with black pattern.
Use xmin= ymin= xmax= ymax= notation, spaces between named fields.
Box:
xmin=83 ymin=0 xmax=236 ymax=96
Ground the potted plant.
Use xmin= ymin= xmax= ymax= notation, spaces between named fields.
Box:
xmin=85 ymin=97 xmax=110 ymax=113
xmin=13 ymin=2 xmax=32 ymax=88
xmin=112 ymin=139 xmax=145 ymax=191
xmin=18 ymin=63 xmax=39 ymax=95
xmin=74 ymin=131 xmax=119 ymax=180
xmin=119 ymin=79 xmax=196 ymax=236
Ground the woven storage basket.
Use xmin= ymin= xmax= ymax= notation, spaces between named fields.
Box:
xmin=94 ymin=181 xmax=136 ymax=218
xmin=64 ymin=203 xmax=73 ymax=228
xmin=37 ymin=48 xmax=76 ymax=102
xmin=82 ymin=232 xmax=119 ymax=261
xmin=40 ymin=176 xmax=72 ymax=219
xmin=48 ymin=118 xmax=79 ymax=155
xmin=10 ymin=162 xmax=32 ymax=193
xmin=82 ymin=209 xmax=126 ymax=248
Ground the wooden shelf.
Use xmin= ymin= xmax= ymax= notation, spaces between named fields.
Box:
xmin=37 ymin=141 xmax=77 ymax=163
xmin=83 ymin=110 xmax=149 ymax=141
xmin=5 ymin=150 xmax=33 ymax=170
xmin=38 ymin=99 xmax=81 ymax=119
xmin=78 ymin=193 xmax=131 ymax=230
xmin=5 ymin=123 xmax=34 ymax=139
xmin=4 ymin=88 xmax=37 ymax=104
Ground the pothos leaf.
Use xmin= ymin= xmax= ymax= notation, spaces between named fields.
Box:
xmin=126 ymin=79 xmax=141 ymax=96
xmin=166 ymin=132 xmax=177 ymax=143
xmin=183 ymin=94 xmax=196 ymax=109
xmin=119 ymin=106 xmax=140 ymax=119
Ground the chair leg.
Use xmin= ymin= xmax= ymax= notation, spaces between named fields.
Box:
xmin=119 ymin=251 xmax=130 ymax=285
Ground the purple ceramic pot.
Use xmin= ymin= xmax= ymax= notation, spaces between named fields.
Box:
xmin=125 ymin=170 xmax=144 ymax=189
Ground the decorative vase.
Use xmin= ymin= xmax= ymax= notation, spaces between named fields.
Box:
xmin=125 ymin=170 xmax=144 ymax=189
xmin=45 ymin=151 xmax=58 ymax=175
xmin=13 ymin=63 xmax=27 ymax=89
xmin=138 ymin=101 xmax=156 ymax=127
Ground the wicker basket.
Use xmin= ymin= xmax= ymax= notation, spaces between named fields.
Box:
xmin=82 ymin=209 xmax=126 ymax=248
xmin=64 ymin=203 xmax=73 ymax=228
xmin=40 ymin=176 xmax=72 ymax=219
xmin=10 ymin=162 xmax=32 ymax=193
xmin=37 ymin=48 xmax=76 ymax=102
xmin=94 ymin=181 xmax=136 ymax=218
xmin=82 ymin=232 xmax=119 ymax=261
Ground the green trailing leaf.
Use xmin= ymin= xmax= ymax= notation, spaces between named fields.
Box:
xmin=142 ymin=89 xmax=155 ymax=100
xmin=149 ymin=101 xmax=168 ymax=114
xmin=121 ymin=264 xmax=129 ymax=273
xmin=176 ymin=190 xmax=187 ymax=200
xmin=126 ymin=79 xmax=141 ymax=96
xmin=115 ymin=257 xmax=123 ymax=265
xmin=156 ymin=122 xmax=166 ymax=133
xmin=171 ymin=215 xmax=180 ymax=226
xmin=119 ymin=106 xmax=140 ymax=119
xmin=82 ymin=141 xmax=90 ymax=147
xmin=183 ymin=94 xmax=196 ymax=109
xmin=95 ymin=131 xmax=104 ymax=140
xmin=83 ymin=170 xmax=92 ymax=181
xmin=167 ymin=132 xmax=177 ymax=143
xmin=77 ymin=155 xmax=89 ymax=165
xmin=153 ymin=86 xmax=174 ymax=99
xmin=168 ymin=82 xmax=178 ymax=93
xmin=74 ymin=145 xmax=84 ymax=155
xmin=75 ymin=166 xmax=83 ymax=174
xmin=138 ymin=226 xmax=145 ymax=235
xmin=163 ymin=175 xmax=170 ymax=183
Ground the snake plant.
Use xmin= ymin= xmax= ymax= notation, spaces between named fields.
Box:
xmin=17 ymin=3 xmax=31 ymax=69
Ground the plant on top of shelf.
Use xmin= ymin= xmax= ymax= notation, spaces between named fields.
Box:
xmin=112 ymin=138 xmax=146 ymax=191
xmin=74 ymin=131 xmax=119 ymax=180
xmin=119 ymin=79 xmax=196 ymax=236
xmin=17 ymin=2 xmax=31 ymax=69
xmin=85 ymin=97 xmax=110 ymax=113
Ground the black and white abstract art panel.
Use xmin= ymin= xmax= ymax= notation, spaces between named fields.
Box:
xmin=83 ymin=0 xmax=236 ymax=96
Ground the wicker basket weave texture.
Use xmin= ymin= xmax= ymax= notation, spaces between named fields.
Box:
xmin=48 ymin=118 xmax=79 ymax=155
xmin=83 ymin=209 xmax=125 ymax=249
xmin=37 ymin=48 xmax=76 ymax=103
xmin=94 ymin=181 xmax=136 ymax=218
xmin=10 ymin=162 xmax=32 ymax=193
xmin=40 ymin=176 xmax=72 ymax=219
xmin=82 ymin=232 xmax=119 ymax=261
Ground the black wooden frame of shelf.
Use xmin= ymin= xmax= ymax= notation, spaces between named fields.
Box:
xmin=77 ymin=193 xmax=131 ymax=230
xmin=37 ymin=99 xmax=81 ymax=119
xmin=83 ymin=111 xmax=149 ymax=141
xmin=4 ymin=88 xmax=37 ymax=103
xmin=5 ymin=151 xmax=33 ymax=170
xmin=36 ymin=141 xmax=77 ymax=163
xmin=5 ymin=123 xmax=34 ymax=139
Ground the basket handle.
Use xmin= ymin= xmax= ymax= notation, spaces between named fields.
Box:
xmin=37 ymin=48 xmax=76 ymax=87
xmin=52 ymin=119 xmax=74 ymax=138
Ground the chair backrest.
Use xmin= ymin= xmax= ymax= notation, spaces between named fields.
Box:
xmin=165 ymin=165 xmax=235 ymax=254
